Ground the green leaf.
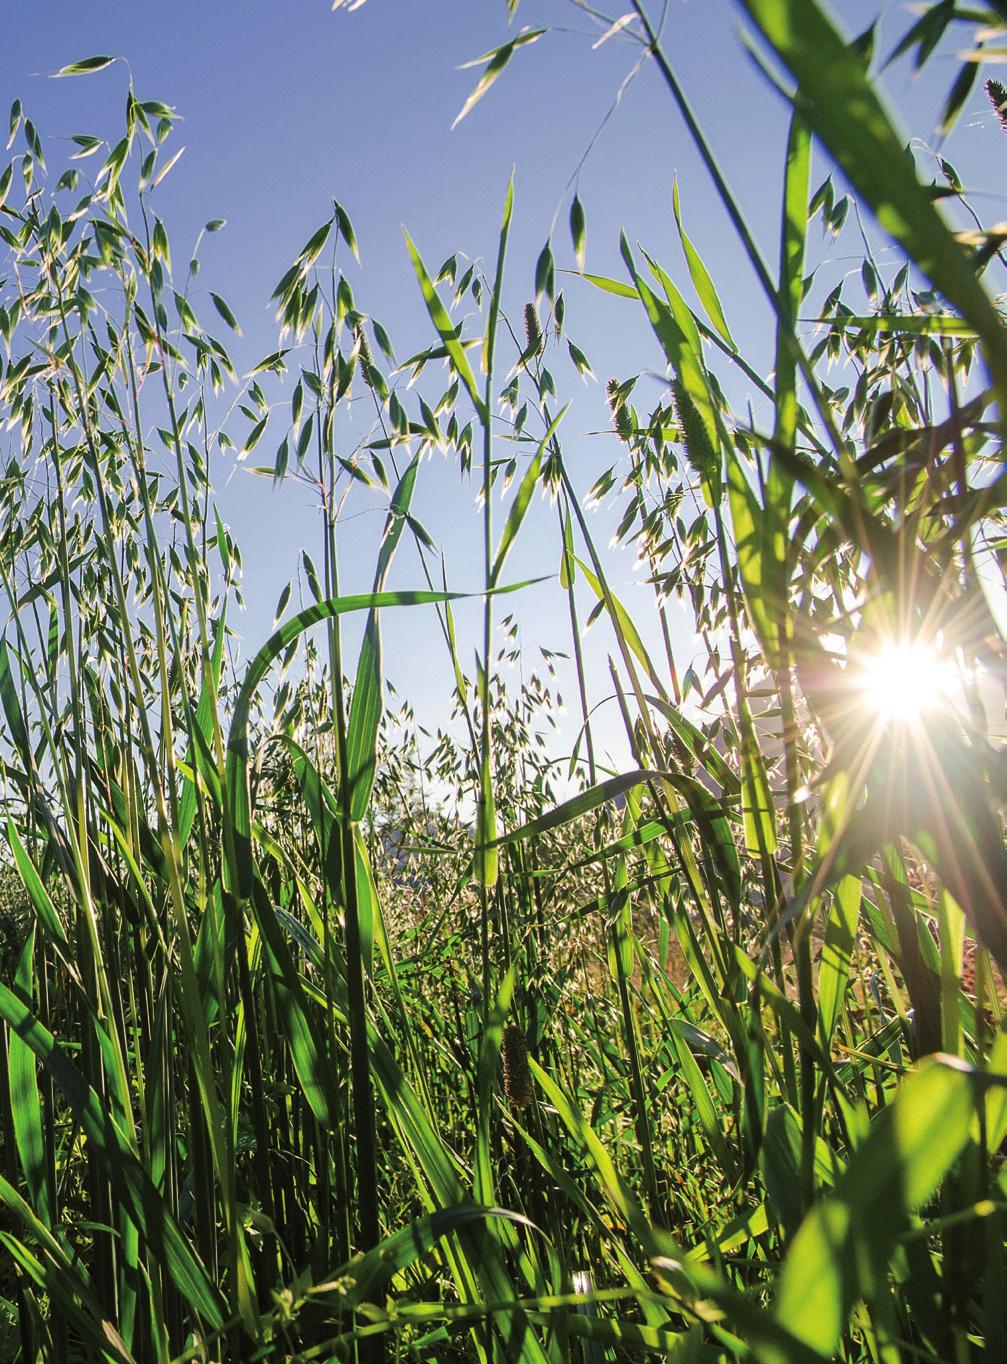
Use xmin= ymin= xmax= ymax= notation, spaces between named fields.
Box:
xmin=345 ymin=455 xmax=421 ymax=821
xmin=761 ymin=1106 xmax=842 ymax=1239
xmin=482 ymin=172 xmax=513 ymax=380
xmin=178 ymin=612 xmax=227 ymax=848
xmin=8 ymin=929 xmax=51 ymax=1227
xmin=817 ymin=876 xmax=861 ymax=1048
xmin=667 ymin=772 xmax=741 ymax=911
xmin=769 ymin=1059 xmax=977 ymax=1361
xmin=740 ymin=0 xmax=1007 ymax=402
xmin=485 ymin=770 xmax=665 ymax=849
xmin=575 ymin=555 xmax=666 ymax=698
xmin=491 ymin=404 xmax=566 ymax=586
xmin=6 ymin=819 xmax=70 ymax=950
xmin=475 ymin=968 xmax=516 ymax=1209
xmin=0 ymin=983 xmax=226 ymax=1329
xmin=559 ymin=509 xmax=576 ymax=589
xmin=739 ymin=700 xmax=778 ymax=857
xmin=621 ymin=236 xmax=721 ymax=503
xmin=0 ymin=639 xmax=32 ymax=770
xmin=771 ymin=110 xmax=809 ymax=495
xmin=830 ymin=312 xmax=977 ymax=337
xmin=577 ymin=271 xmax=638 ymax=300
xmin=404 ymin=230 xmax=487 ymax=422
xmin=672 ymin=178 xmax=735 ymax=348
xmin=311 ymin=1204 xmax=535 ymax=1306
xmin=0 ymin=1181 xmax=135 ymax=1363
xmin=669 ymin=1023 xmax=738 ymax=1184
xmin=257 ymin=888 xmax=342 ymax=1130
xmin=645 ymin=693 xmax=739 ymax=793
xmin=726 ymin=442 xmax=786 ymax=664
xmin=475 ymin=748 xmax=498 ymax=889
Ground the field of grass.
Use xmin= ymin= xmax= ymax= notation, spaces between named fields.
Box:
xmin=1 ymin=1 xmax=1007 ymax=1360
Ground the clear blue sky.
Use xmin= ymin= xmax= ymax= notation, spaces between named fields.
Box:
xmin=1 ymin=1 xmax=998 ymax=775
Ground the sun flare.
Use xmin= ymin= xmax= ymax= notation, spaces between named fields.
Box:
xmin=858 ymin=641 xmax=956 ymax=725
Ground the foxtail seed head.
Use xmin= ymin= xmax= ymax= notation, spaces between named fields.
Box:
xmin=501 ymin=1023 xmax=533 ymax=1108
xmin=987 ymin=78 xmax=1007 ymax=135
xmin=524 ymin=302 xmax=543 ymax=356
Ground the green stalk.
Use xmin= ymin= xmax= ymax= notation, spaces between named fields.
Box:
xmin=629 ymin=0 xmax=847 ymax=458
xmin=476 ymin=178 xmax=515 ymax=1015
xmin=319 ymin=321 xmax=381 ymax=1277
xmin=55 ymin=229 xmax=250 ymax=1335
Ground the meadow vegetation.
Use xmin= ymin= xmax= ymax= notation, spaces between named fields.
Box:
xmin=1 ymin=1 xmax=1007 ymax=1360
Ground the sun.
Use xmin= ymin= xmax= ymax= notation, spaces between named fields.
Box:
xmin=857 ymin=640 xmax=956 ymax=726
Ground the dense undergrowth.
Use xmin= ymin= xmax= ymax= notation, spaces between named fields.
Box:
xmin=1 ymin=1 xmax=1007 ymax=1360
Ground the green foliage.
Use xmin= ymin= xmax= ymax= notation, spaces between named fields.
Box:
xmin=0 ymin=5 xmax=1006 ymax=1362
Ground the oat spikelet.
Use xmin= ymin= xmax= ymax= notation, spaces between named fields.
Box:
xmin=987 ymin=78 xmax=1007 ymax=135
xmin=501 ymin=1023 xmax=533 ymax=1108
xmin=607 ymin=378 xmax=632 ymax=442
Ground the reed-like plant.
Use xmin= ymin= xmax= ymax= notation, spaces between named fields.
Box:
xmin=1 ymin=4 xmax=1006 ymax=1362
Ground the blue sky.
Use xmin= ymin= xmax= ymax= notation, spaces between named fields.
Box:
xmin=2 ymin=1 xmax=1000 ymax=774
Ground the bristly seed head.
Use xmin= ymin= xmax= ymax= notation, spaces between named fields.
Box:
xmin=501 ymin=1023 xmax=533 ymax=1108
xmin=667 ymin=728 xmax=696 ymax=775
xmin=355 ymin=323 xmax=372 ymax=366
xmin=987 ymin=78 xmax=1007 ymax=135
xmin=524 ymin=302 xmax=542 ymax=356
xmin=671 ymin=379 xmax=718 ymax=485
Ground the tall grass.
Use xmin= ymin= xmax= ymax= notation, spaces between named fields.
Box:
xmin=0 ymin=3 xmax=1006 ymax=1362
